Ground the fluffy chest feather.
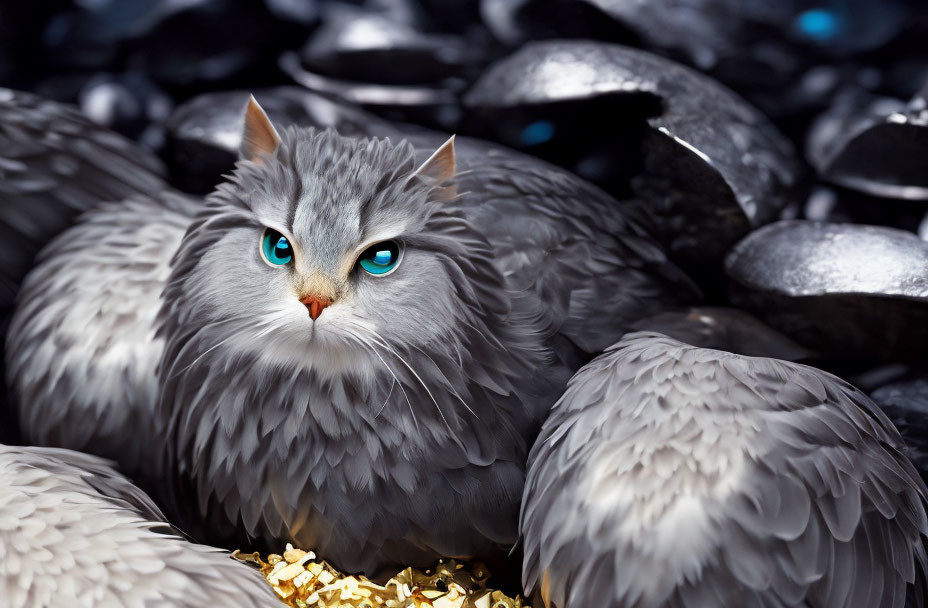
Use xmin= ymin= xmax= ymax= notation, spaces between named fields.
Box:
xmin=169 ymin=348 xmax=529 ymax=575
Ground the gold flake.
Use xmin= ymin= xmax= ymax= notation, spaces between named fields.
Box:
xmin=285 ymin=547 xmax=310 ymax=564
xmin=317 ymin=570 xmax=336 ymax=585
xmin=271 ymin=562 xmax=309 ymax=584
xmin=293 ymin=570 xmax=314 ymax=588
xmin=235 ymin=546 xmax=523 ymax=608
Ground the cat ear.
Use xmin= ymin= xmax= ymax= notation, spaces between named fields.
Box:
xmin=413 ymin=135 xmax=456 ymax=201
xmin=240 ymin=95 xmax=281 ymax=164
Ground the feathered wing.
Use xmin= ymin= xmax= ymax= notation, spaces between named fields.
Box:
xmin=714 ymin=357 xmax=928 ymax=608
xmin=0 ymin=444 xmax=279 ymax=608
xmin=6 ymin=192 xmax=198 ymax=481
xmin=521 ymin=333 xmax=928 ymax=608
xmin=0 ymin=89 xmax=168 ymax=443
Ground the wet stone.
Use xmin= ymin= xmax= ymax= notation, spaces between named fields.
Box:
xmin=464 ymin=40 xmax=804 ymax=280
xmin=77 ymin=72 xmax=173 ymax=148
xmin=726 ymin=220 xmax=928 ymax=363
xmin=479 ymin=0 xmax=913 ymax=125
xmin=796 ymin=185 xmax=928 ymax=236
xmin=299 ymin=6 xmax=475 ymax=85
xmin=807 ymin=86 xmax=928 ymax=200
xmin=40 ymin=0 xmax=306 ymax=88
xmin=281 ymin=51 xmax=464 ymax=131
xmin=585 ymin=0 xmax=909 ymax=61
xmin=479 ymin=0 xmax=639 ymax=47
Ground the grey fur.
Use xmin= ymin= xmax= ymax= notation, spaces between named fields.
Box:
xmin=0 ymin=444 xmax=279 ymax=608
xmin=521 ymin=332 xmax=928 ymax=608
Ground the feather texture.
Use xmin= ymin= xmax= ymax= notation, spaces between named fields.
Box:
xmin=153 ymin=128 xmax=694 ymax=575
xmin=0 ymin=444 xmax=279 ymax=608
xmin=7 ymin=192 xmax=199 ymax=481
xmin=521 ymin=333 xmax=928 ymax=608
xmin=0 ymin=88 xmax=167 ymax=444
xmin=0 ymin=88 xmax=166 ymax=315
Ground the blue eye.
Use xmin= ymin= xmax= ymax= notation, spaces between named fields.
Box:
xmin=358 ymin=240 xmax=401 ymax=275
xmin=261 ymin=229 xmax=293 ymax=266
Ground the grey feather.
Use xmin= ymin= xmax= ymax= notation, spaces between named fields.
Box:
xmin=521 ymin=332 xmax=928 ymax=608
xmin=7 ymin=192 xmax=199 ymax=481
xmin=0 ymin=444 xmax=279 ymax=608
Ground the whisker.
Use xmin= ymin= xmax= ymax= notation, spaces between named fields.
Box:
xmin=347 ymin=332 xmax=417 ymax=430
xmin=173 ymin=332 xmax=237 ymax=378
xmin=348 ymin=333 xmax=398 ymax=419
xmin=375 ymin=379 xmax=396 ymax=419
xmin=172 ymin=311 xmax=293 ymax=378
xmin=408 ymin=342 xmax=478 ymax=420
xmin=354 ymin=324 xmax=454 ymax=435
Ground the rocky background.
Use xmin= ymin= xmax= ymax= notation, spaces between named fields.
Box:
xmin=2 ymin=0 xmax=928 ymax=467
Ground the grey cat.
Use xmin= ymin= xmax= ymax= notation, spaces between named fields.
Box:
xmin=8 ymin=97 xmax=697 ymax=576
xmin=521 ymin=332 xmax=928 ymax=608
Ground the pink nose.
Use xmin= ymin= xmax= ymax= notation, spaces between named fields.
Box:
xmin=300 ymin=295 xmax=331 ymax=320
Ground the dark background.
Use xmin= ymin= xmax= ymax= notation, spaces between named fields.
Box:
xmin=2 ymin=0 xmax=927 ymax=182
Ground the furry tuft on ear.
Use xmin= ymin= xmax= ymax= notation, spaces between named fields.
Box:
xmin=413 ymin=135 xmax=456 ymax=201
xmin=240 ymin=95 xmax=281 ymax=164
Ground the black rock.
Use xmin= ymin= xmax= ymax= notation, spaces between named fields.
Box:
xmin=580 ymin=0 xmax=909 ymax=63
xmin=300 ymin=5 xmax=474 ymax=85
xmin=77 ymin=72 xmax=174 ymax=149
xmin=807 ymin=86 xmax=928 ymax=200
xmin=726 ymin=220 xmax=928 ymax=363
xmin=479 ymin=0 xmax=639 ymax=47
xmin=631 ymin=307 xmax=814 ymax=361
xmin=416 ymin=0 xmax=484 ymax=32
xmin=165 ymin=87 xmax=399 ymax=193
xmin=796 ymin=185 xmax=928 ymax=235
xmin=871 ymin=376 xmax=928 ymax=484
xmin=40 ymin=0 xmax=307 ymax=89
xmin=281 ymin=52 xmax=464 ymax=130
xmin=464 ymin=41 xmax=804 ymax=278
xmin=363 ymin=0 xmax=429 ymax=29
xmin=264 ymin=0 xmax=319 ymax=25
xmin=484 ymin=0 xmax=909 ymax=60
